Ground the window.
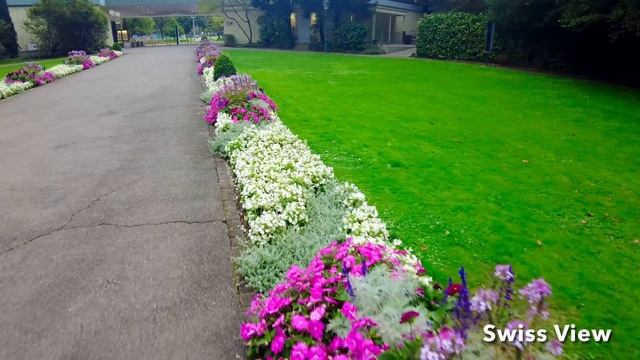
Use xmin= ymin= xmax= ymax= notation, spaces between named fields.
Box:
xmin=290 ymin=12 xmax=297 ymax=32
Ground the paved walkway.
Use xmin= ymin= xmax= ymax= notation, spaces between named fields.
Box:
xmin=0 ymin=47 xmax=242 ymax=359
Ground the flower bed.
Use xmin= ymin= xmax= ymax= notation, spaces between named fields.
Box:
xmin=196 ymin=42 xmax=564 ymax=359
xmin=1 ymin=49 xmax=123 ymax=101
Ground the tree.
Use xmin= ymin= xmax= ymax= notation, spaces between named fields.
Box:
xmin=0 ymin=0 xmax=19 ymax=57
xmin=124 ymin=17 xmax=155 ymax=36
xmin=199 ymin=0 xmax=255 ymax=44
xmin=24 ymin=0 xmax=108 ymax=56
xmin=162 ymin=17 xmax=185 ymax=38
xmin=206 ymin=15 xmax=224 ymax=33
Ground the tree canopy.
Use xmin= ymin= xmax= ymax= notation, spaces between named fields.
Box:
xmin=0 ymin=0 xmax=19 ymax=57
xmin=125 ymin=17 xmax=155 ymax=36
xmin=24 ymin=0 xmax=108 ymax=56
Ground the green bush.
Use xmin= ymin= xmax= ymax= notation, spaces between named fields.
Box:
xmin=223 ymin=34 xmax=236 ymax=47
xmin=416 ymin=12 xmax=487 ymax=61
xmin=258 ymin=14 xmax=295 ymax=49
xmin=213 ymin=54 xmax=236 ymax=80
xmin=110 ymin=42 xmax=122 ymax=51
xmin=332 ymin=22 xmax=367 ymax=53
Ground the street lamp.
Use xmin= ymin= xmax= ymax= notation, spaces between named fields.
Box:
xmin=191 ymin=16 xmax=196 ymax=42
xmin=322 ymin=0 xmax=330 ymax=52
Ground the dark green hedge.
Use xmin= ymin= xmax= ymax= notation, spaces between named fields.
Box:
xmin=258 ymin=14 xmax=295 ymax=49
xmin=416 ymin=12 xmax=487 ymax=61
xmin=332 ymin=22 xmax=367 ymax=53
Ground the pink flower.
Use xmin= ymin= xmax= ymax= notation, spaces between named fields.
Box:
xmin=291 ymin=342 xmax=308 ymax=360
xmin=308 ymin=320 xmax=324 ymax=341
xmin=291 ymin=314 xmax=308 ymax=332
xmin=341 ymin=301 xmax=358 ymax=321
xmin=307 ymin=345 xmax=327 ymax=360
xmin=271 ymin=327 xmax=286 ymax=354
xmin=310 ymin=305 xmax=326 ymax=321
xmin=240 ymin=320 xmax=266 ymax=341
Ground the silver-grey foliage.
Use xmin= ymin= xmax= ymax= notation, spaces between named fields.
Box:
xmin=236 ymin=180 xmax=348 ymax=292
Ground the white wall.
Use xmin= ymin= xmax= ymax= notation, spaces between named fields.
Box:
xmin=223 ymin=8 xmax=263 ymax=45
xmin=8 ymin=7 xmax=39 ymax=54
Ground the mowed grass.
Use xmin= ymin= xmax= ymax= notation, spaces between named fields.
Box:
xmin=0 ymin=57 xmax=66 ymax=79
xmin=227 ymin=49 xmax=640 ymax=359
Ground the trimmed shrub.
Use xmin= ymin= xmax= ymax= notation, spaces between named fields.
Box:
xmin=258 ymin=14 xmax=295 ymax=49
xmin=223 ymin=34 xmax=237 ymax=47
xmin=332 ymin=22 xmax=367 ymax=53
xmin=110 ymin=42 xmax=122 ymax=51
xmin=213 ymin=54 xmax=236 ymax=80
xmin=416 ymin=12 xmax=487 ymax=61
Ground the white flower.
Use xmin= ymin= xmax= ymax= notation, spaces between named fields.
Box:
xmin=226 ymin=121 xmax=334 ymax=245
xmin=0 ymin=80 xmax=34 ymax=99
xmin=47 ymin=64 xmax=83 ymax=78
xmin=89 ymin=55 xmax=110 ymax=65
xmin=202 ymin=66 xmax=216 ymax=89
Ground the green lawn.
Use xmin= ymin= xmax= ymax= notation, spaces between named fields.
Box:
xmin=0 ymin=57 xmax=66 ymax=79
xmin=227 ymin=49 xmax=640 ymax=359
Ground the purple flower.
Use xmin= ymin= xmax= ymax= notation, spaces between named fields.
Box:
xmin=494 ymin=264 xmax=514 ymax=281
xmin=519 ymin=278 xmax=552 ymax=304
xmin=470 ymin=289 xmax=499 ymax=313
xmin=546 ymin=339 xmax=563 ymax=356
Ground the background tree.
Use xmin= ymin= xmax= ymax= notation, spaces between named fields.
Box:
xmin=162 ymin=17 xmax=185 ymax=39
xmin=176 ymin=16 xmax=207 ymax=36
xmin=0 ymin=0 xmax=19 ymax=57
xmin=199 ymin=0 xmax=254 ymax=44
xmin=24 ymin=0 xmax=108 ymax=56
xmin=205 ymin=15 xmax=224 ymax=34
xmin=124 ymin=17 xmax=155 ymax=36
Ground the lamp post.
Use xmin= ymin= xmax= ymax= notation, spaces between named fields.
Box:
xmin=191 ymin=16 xmax=196 ymax=42
xmin=323 ymin=0 xmax=330 ymax=52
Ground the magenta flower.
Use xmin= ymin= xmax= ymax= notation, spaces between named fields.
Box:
xmin=308 ymin=320 xmax=325 ymax=341
xmin=291 ymin=314 xmax=308 ymax=331
xmin=291 ymin=342 xmax=308 ymax=360
xmin=310 ymin=305 xmax=326 ymax=321
xmin=341 ymin=301 xmax=358 ymax=321
xmin=270 ymin=326 xmax=286 ymax=354
xmin=400 ymin=310 xmax=420 ymax=324
xmin=240 ymin=320 xmax=266 ymax=341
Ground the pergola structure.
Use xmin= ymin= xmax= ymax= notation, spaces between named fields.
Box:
xmin=105 ymin=0 xmax=212 ymax=18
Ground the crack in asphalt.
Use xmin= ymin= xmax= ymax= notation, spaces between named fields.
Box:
xmin=1 ymin=178 xmax=142 ymax=255
xmin=67 ymin=219 xmax=222 ymax=230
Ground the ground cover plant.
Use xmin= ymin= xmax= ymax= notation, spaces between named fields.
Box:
xmin=223 ymin=49 xmax=640 ymax=359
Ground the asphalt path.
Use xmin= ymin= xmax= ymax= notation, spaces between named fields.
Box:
xmin=0 ymin=46 xmax=242 ymax=359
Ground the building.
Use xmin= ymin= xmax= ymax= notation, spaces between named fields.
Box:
xmin=224 ymin=0 xmax=424 ymax=47
xmin=7 ymin=0 xmax=120 ymax=55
